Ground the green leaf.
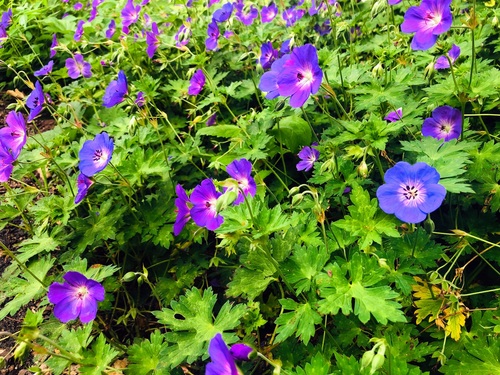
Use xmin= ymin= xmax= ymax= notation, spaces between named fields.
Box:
xmin=16 ymin=230 xmax=61 ymax=263
xmin=271 ymin=116 xmax=312 ymax=153
xmin=294 ymin=352 xmax=331 ymax=375
xmin=80 ymin=334 xmax=120 ymax=375
xmin=127 ymin=330 xmax=171 ymax=375
xmin=152 ymin=287 xmax=246 ymax=367
xmin=197 ymin=124 xmax=242 ymax=138
xmin=333 ymin=185 xmax=400 ymax=250
xmin=275 ymin=299 xmax=322 ymax=345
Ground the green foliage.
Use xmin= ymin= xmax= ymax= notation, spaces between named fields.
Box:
xmin=127 ymin=330 xmax=170 ymax=375
xmin=275 ymin=299 xmax=322 ymax=345
xmin=80 ymin=334 xmax=120 ymax=375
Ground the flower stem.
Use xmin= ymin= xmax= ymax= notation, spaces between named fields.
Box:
xmin=0 ymin=241 xmax=47 ymax=289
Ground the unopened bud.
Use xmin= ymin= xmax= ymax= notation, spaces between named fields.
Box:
xmin=361 ymin=350 xmax=375 ymax=369
xmin=424 ymin=61 xmax=435 ymax=79
xmin=357 ymin=160 xmax=369 ymax=178
xmin=370 ymin=353 xmax=385 ymax=374
xmin=372 ymin=62 xmax=384 ymax=78
xmin=492 ymin=15 xmax=499 ymax=26
xmin=424 ymin=216 xmax=435 ymax=235
xmin=122 ymin=272 xmax=137 ymax=282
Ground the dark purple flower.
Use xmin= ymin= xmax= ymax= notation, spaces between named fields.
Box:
xmin=206 ymin=113 xmax=217 ymax=126
xmin=75 ymin=173 xmax=93 ymax=204
xmin=261 ymin=2 xmax=278 ymax=23
xmin=0 ymin=27 xmax=7 ymax=48
xmin=206 ymin=333 xmax=239 ymax=375
xmin=103 ymin=70 xmax=128 ymax=107
xmin=282 ymin=6 xmax=304 ymax=27
xmin=384 ymin=107 xmax=403 ymax=122
xmin=174 ymin=184 xmax=191 ymax=235
xmin=1 ymin=9 xmax=12 ymax=30
xmin=400 ymin=0 xmax=453 ymax=51
xmin=422 ymin=105 xmax=461 ymax=141
xmin=280 ymin=39 xmax=291 ymax=54
xmin=229 ymin=343 xmax=253 ymax=361
xmin=121 ymin=0 xmax=141 ymax=33
xmin=74 ymin=2 xmax=83 ymax=10
xmin=146 ymin=22 xmax=161 ymax=58
xmin=78 ymin=132 xmax=114 ymax=177
xmin=175 ymin=19 xmax=191 ymax=48
xmin=376 ymin=161 xmax=446 ymax=223
xmin=34 ymin=60 xmax=54 ymax=77
xmin=188 ymin=69 xmax=206 ymax=96
xmin=50 ymin=34 xmax=58 ymax=57
xmin=223 ymin=30 xmax=234 ymax=39
xmin=236 ymin=4 xmax=258 ymax=25
xmin=0 ymin=111 xmax=27 ymax=159
xmin=190 ymin=179 xmax=223 ymax=231
xmin=47 ymin=271 xmax=105 ymax=323
xmin=259 ymin=42 xmax=278 ymax=70
xmin=88 ymin=6 xmax=98 ymax=22
xmin=205 ymin=20 xmax=220 ymax=51
xmin=26 ymin=81 xmax=44 ymax=122
xmin=105 ymin=19 xmax=116 ymax=38
xmin=435 ymin=44 xmax=460 ymax=69
xmin=297 ymin=144 xmax=319 ymax=171
xmin=226 ymin=158 xmax=256 ymax=204
xmin=0 ymin=145 xmax=14 ymax=182
xmin=277 ymin=44 xmax=323 ymax=107
xmin=314 ymin=19 xmax=331 ymax=36
xmin=258 ymin=54 xmax=290 ymax=99
xmin=66 ymin=54 xmax=92 ymax=79
xmin=135 ymin=91 xmax=145 ymax=107
xmin=74 ymin=20 xmax=85 ymax=41
xmin=213 ymin=2 xmax=233 ymax=22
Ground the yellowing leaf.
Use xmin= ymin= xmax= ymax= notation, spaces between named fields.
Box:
xmin=412 ymin=276 xmax=441 ymax=300
xmin=444 ymin=305 xmax=468 ymax=341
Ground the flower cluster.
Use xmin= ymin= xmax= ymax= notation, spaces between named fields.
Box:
xmin=174 ymin=158 xmax=256 ymax=235
xmin=0 ymin=111 xmax=27 ymax=182
xmin=206 ymin=333 xmax=253 ymax=375
xmin=259 ymin=43 xmax=323 ymax=107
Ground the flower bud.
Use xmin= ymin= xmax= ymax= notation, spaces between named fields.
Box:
xmin=229 ymin=343 xmax=254 ymax=361
xmin=424 ymin=61 xmax=435 ymax=80
xmin=357 ymin=160 xmax=368 ymax=178
xmin=361 ymin=349 xmax=375 ymax=369
xmin=372 ymin=62 xmax=384 ymax=78
xmin=370 ymin=353 xmax=385 ymax=374
xmin=122 ymin=272 xmax=137 ymax=282
xmin=492 ymin=15 xmax=499 ymax=27
xmin=424 ymin=216 xmax=435 ymax=235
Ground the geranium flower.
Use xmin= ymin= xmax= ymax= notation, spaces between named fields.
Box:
xmin=190 ymin=179 xmax=223 ymax=231
xmin=50 ymin=34 xmax=58 ymax=57
xmin=103 ymin=70 xmax=128 ymax=107
xmin=146 ymin=22 xmax=161 ymax=58
xmin=0 ymin=145 xmax=14 ymax=182
xmin=78 ymin=132 xmax=114 ymax=177
xmin=26 ymin=81 xmax=45 ymax=122
xmin=121 ymin=0 xmax=141 ymax=34
xmin=188 ymin=69 xmax=206 ymax=96
xmin=213 ymin=2 xmax=233 ymax=22
xmin=297 ymin=144 xmax=319 ymax=171
xmin=66 ymin=54 xmax=92 ymax=79
xmin=0 ymin=8 xmax=12 ymax=30
xmin=280 ymin=39 xmax=291 ymax=54
xmin=229 ymin=344 xmax=253 ymax=361
xmin=0 ymin=111 xmax=27 ymax=158
xmin=206 ymin=333 xmax=253 ymax=375
xmin=135 ymin=91 xmax=145 ymax=107
xmin=376 ymin=161 xmax=446 ymax=223
xmin=261 ymin=2 xmax=278 ymax=23
xmin=314 ymin=20 xmax=331 ymax=36
xmin=175 ymin=19 xmax=191 ymax=48
xmin=388 ymin=0 xmax=402 ymax=5
xmin=74 ymin=2 xmax=83 ymax=10
xmin=384 ymin=107 xmax=403 ymax=122
xmin=258 ymin=54 xmax=290 ymax=99
xmin=206 ymin=113 xmax=217 ymax=126
xmin=235 ymin=3 xmax=258 ymax=25
xmin=74 ymin=173 xmax=93 ymax=204
xmin=105 ymin=19 xmax=116 ymax=38
xmin=277 ymin=44 xmax=323 ymax=107
xmin=34 ymin=60 xmax=54 ymax=77
xmin=74 ymin=20 xmax=85 ymax=41
xmin=88 ymin=6 xmax=98 ymax=22
xmin=174 ymin=184 xmax=191 ymax=235
xmin=47 ymin=271 xmax=105 ymax=323
xmin=400 ymin=0 xmax=453 ymax=50
xmin=205 ymin=20 xmax=220 ymax=51
xmin=226 ymin=158 xmax=257 ymax=205
xmin=259 ymin=42 xmax=278 ymax=70
xmin=282 ymin=6 xmax=304 ymax=27
xmin=435 ymin=44 xmax=460 ymax=69
xmin=421 ymin=105 xmax=461 ymax=141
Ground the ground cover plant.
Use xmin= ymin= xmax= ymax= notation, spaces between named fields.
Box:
xmin=0 ymin=0 xmax=500 ymax=373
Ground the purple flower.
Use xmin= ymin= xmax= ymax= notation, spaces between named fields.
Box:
xmin=66 ymin=54 xmax=92 ymax=79
xmin=206 ymin=334 xmax=239 ymax=375
xmin=282 ymin=6 xmax=304 ymax=27
xmin=74 ymin=2 xmax=83 ymax=10
xmin=223 ymin=30 xmax=234 ymax=39
xmin=259 ymin=42 xmax=278 ymax=70
xmin=209 ymin=0 xmax=221 ymax=7
xmin=47 ymin=271 xmax=105 ymax=323
xmin=205 ymin=20 xmax=220 ymax=51
xmin=74 ymin=20 xmax=85 ymax=41
xmin=105 ymin=19 xmax=116 ymax=38
xmin=50 ymin=34 xmax=58 ymax=58
xmin=34 ymin=60 xmax=54 ymax=77
xmin=75 ymin=173 xmax=93 ymax=204
xmin=277 ymin=44 xmax=323 ymax=107
xmin=146 ymin=22 xmax=161 ymax=58
xmin=400 ymin=0 xmax=453 ymax=51
xmin=261 ymin=2 xmax=278 ymax=23
xmin=229 ymin=344 xmax=253 ymax=361
xmin=314 ymin=19 xmax=331 ymax=36
xmin=435 ymin=44 xmax=460 ymax=69
xmin=121 ymin=0 xmax=141 ymax=33
xmin=26 ymin=81 xmax=45 ymax=122
xmin=226 ymin=158 xmax=256 ymax=205
xmin=384 ymin=107 xmax=403 ymax=122
xmin=376 ymin=161 xmax=446 ymax=223
xmin=78 ymin=132 xmax=114 ymax=177
xmin=235 ymin=4 xmax=258 ymax=26
xmin=0 ymin=145 xmax=14 ymax=182
xmin=175 ymin=20 xmax=191 ymax=48
xmin=297 ymin=144 xmax=319 ymax=171
xmin=190 ymin=179 xmax=223 ymax=231
xmin=88 ymin=6 xmax=98 ymax=22
xmin=280 ymin=39 xmax=291 ymax=54
xmin=188 ymin=69 xmax=206 ymax=96
xmin=174 ymin=184 xmax=191 ymax=235
xmin=103 ymin=70 xmax=128 ymax=107
xmin=421 ymin=105 xmax=461 ymax=141
xmin=0 ymin=111 xmax=27 ymax=159
xmin=213 ymin=2 xmax=233 ymax=22
xmin=1 ymin=9 xmax=12 ymax=30
xmin=258 ymin=54 xmax=290 ymax=99
xmin=388 ymin=0 xmax=402 ymax=5
xmin=206 ymin=113 xmax=217 ymax=126
xmin=135 ymin=91 xmax=145 ymax=107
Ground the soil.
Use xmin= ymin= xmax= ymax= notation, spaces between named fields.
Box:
xmin=0 ymin=93 xmax=56 ymax=374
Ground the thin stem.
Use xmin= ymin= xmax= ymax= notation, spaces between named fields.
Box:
xmin=0 ymin=241 xmax=48 ymax=288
